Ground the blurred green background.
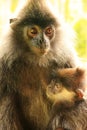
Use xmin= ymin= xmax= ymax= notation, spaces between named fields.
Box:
xmin=0 ymin=0 xmax=87 ymax=64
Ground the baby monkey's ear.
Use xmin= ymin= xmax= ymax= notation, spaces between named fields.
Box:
xmin=9 ymin=18 xmax=17 ymax=24
xmin=75 ymin=68 xmax=87 ymax=91
xmin=75 ymin=68 xmax=85 ymax=77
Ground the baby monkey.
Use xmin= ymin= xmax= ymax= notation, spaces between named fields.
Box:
xmin=46 ymin=68 xmax=87 ymax=130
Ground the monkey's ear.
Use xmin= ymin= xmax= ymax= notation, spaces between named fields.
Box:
xmin=9 ymin=18 xmax=18 ymax=24
xmin=75 ymin=68 xmax=85 ymax=77
xmin=10 ymin=18 xmax=19 ymax=30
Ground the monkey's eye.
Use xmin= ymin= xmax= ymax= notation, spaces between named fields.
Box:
xmin=28 ymin=27 xmax=38 ymax=37
xmin=45 ymin=27 xmax=54 ymax=38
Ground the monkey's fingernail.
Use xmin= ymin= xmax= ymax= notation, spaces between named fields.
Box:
xmin=76 ymin=89 xmax=84 ymax=99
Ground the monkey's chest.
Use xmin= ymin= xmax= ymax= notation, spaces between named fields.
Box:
xmin=17 ymin=65 xmax=50 ymax=95
xmin=14 ymin=65 xmax=51 ymax=130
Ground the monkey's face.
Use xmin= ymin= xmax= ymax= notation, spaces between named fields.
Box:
xmin=46 ymin=80 xmax=83 ymax=109
xmin=10 ymin=0 xmax=58 ymax=58
xmin=24 ymin=24 xmax=55 ymax=56
xmin=46 ymin=68 xmax=86 ymax=110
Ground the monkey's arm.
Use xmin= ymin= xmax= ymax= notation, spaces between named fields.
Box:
xmin=0 ymin=59 xmax=23 ymax=130
xmin=0 ymin=95 xmax=23 ymax=130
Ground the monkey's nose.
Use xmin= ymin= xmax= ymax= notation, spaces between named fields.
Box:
xmin=39 ymin=40 xmax=48 ymax=49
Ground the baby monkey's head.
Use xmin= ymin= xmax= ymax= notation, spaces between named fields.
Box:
xmin=46 ymin=68 xmax=87 ymax=110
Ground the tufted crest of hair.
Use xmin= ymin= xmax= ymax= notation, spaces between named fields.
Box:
xmin=11 ymin=0 xmax=58 ymax=28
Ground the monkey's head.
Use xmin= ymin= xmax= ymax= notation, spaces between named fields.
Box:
xmin=10 ymin=0 xmax=58 ymax=57
xmin=46 ymin=68 xmax=87 ymax=110
xmin=9 ymin=0 xmax=78 ymax=68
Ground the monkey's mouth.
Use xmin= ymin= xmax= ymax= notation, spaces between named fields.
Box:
xmin=39 ymin=48 xmax=50 ymax=55
xmin=31 ymin=46 xmax=49 ymax=56
xmin=40 ymin=49 xmax=47 ymax=54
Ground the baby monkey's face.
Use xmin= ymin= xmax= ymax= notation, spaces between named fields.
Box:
xmin=46 ymin=68 xmax=86 ymax=110
xmin=47 ymin=80 xmax=83 ymax=109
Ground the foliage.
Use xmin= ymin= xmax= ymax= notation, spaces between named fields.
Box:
xmin=74 ymin=18 xmax=87 ymax=58
xmin=10 ymin=0 xmax=19 ymax=12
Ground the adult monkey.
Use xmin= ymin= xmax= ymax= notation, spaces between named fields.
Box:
xmin=0 ymin=0 xmax=80 ymax=130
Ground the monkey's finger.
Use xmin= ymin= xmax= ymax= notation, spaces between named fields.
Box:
xmin=76 ymin=89 xmax=84 ymax=99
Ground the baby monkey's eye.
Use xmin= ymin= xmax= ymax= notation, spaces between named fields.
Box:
xmin=27 ymin=27 xmax=38 ymax=37
xmin=45 ymin=26 xmax=54 ymax=38
xmin=31 ymin=27 xmax=37 ymax=34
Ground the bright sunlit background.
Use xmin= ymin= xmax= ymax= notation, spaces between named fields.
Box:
xmin=0 ymin=0 xmax=87 ymax=65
